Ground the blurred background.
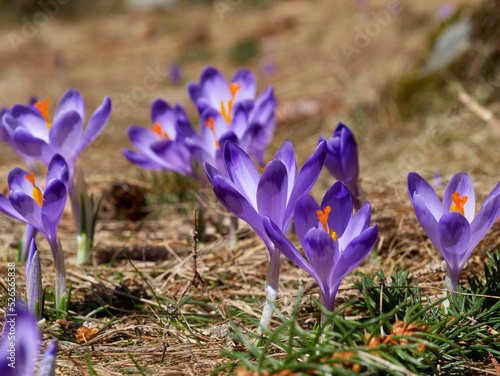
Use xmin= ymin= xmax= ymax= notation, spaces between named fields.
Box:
xmin=0 ymin=0 xmax=499 ymax=194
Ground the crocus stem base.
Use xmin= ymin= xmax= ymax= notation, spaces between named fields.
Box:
xmin=258 ymin=246 xmax=280 ymax=334
xmin=53 ymin=240 xmax=67 ymax=312
xmin=76 ymin=233 xmax=92 ymax=265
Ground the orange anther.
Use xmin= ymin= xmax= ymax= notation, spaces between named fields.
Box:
xmin=150 ymin=122 xmax=170 ymax=140
xmin=25 ymin=172 xmax=36 ymax=186
xmin=260 ymin=158 xmax=275 ymax=172
xmin=24 ymin=172 xmax=43 ymax=207
xmin=34 ymin=99 xmax=51 ymax=130
xmin=317 ymin=206 xmax=337 ymax=241
xmin=450 ymin=192 xmax=468 ymax=216
xmin=220 ymin=82 xmax=242 ymax=124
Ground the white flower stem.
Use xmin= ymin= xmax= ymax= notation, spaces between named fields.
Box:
xmin=258 ymin=244 xmax=280 ymax=333
xmin=443 ymin=267 xmax=457 ymax=312
xmin=52 ymin=240 xmax=67 ymax=312
xmin=76 ymin=233 xmax=91 ymax=265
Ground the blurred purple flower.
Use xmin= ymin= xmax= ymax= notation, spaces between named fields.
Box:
xmin=26 ymin=240 xmax=43 ymax=321
xmin=188 ymin=66 xmax=276 ymax=165
xmin=408 ymin=172 xmax=500 ymax=293
xmin=0 ymin=300 xmax=56 ymax=376
xmin=0 ymin=155 xmax=69 ymax=309
xmin=205 ymin=140 xmax=327 ymax=330
xmin=319 ymin=123 xmax=361 ymax=210
xmin=436 ymin=4 xmax=455 ymax=20
xmin=169 ymin=64 xmax=182 ymax=84
xmin=123 ymin=99 xmax=196 ymax=177
xmin=264 ymin=181 xmax=377 ymax=323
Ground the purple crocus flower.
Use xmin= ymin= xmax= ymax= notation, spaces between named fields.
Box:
xmin=123 ymin=99 xmax=196 ymax=177
xmin=188 ymin=66 xmax=276 ymax=165
xmin=26 ymin=240 xmax=43 ymax=321
xmin=1 ymin=89 xmax=111 ymax=178
xmin=205 ymin=139 xmax=327 ymax=330
xmin=264 ymin=181 xmax=378 ymax=324
xmin=319 ymin=123 xmax=361 ymax=210
xmin=408 ymin=172 xmax=500 ymax=296
xmin=0 ymin=300 xmax=57 ymax=376
xmin=0 ymin=155 xmax=69 ymax=310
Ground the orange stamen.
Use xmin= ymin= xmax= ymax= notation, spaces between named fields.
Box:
xmin=24 ymin=172 xmax=43 ymax=207
xmin=204 ymin=117 xmax=219 ymax=148
xmin=260 ymin=158 xmax=275 ymax=172
xmin=317 ymin=206 xmax=337 ymax=241
xmin=34 ymin=99 xmax=51 ymax=130
xmin=450 ymin=192 xmax=468 ymax=216
xmin=220 ymin=83 xmax=242 ymax=124
xmin=150 ymin=122 xmax=170 ymax=140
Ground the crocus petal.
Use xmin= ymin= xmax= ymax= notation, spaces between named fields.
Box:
xmin=0 ymin=300 xmax=41 ymax=376
xmin=151 ymin=139 xmax=195 ymax=176
xmin=123 ymin=149 xmax=166 ymax=170
xmin=46 ymin=154 xmax=69 ymax=187
xmin=443 ymin=172 xmax=475 ymax=223
xmin=438 ymin=212 xmax=471 ymax=284
xmin=37 ymin=340 xmax=57 ymax=376
xmin=174 ymin=103 xmax=198 ymax=140
xmin=187 ymin=82 xmax=202 ymax=105
xmin=8 ymin=167 xmax=33 ymax=193
xmin=223 ymin=141 xmax=260 ymax=207
xmin=9 ymin=191 xmax=44 ymax=234
xmin=0 ymin=194 xmax=26 ymax=222
xmin=55 ymin=89 xmax=85 ymax=120
xmin=41 ymin=179 xmax=67 ymax=244
xmin=249 ymin=86 xmax=275 ymax=126
xmin=239 ymin=122 xmax=272 ymax=166
xmin=151 ymin=99 xmax=176 ymax=138
xmin=303 ymin=227 xmax=339 ymax=292
xmin=257 ymin=160 xmax=288 ymax=230
xmin=272 ymin=140 xmax=297 ymax=200
xmin=13 ymin=128 xmax=53 ymax=165
xmin=294 ymin=194 xmax=322 ymax=246
xmin=411 ymin=193 xmax=441 ymax=250
xmin=284 ymin=141 xmax=327 ymax=226
xmin=76 ymin=96 xmax=111 ymax=155
xmin=338 ymin=123 xmax=359 ymax=182
xmin=199 ymin=66 xmax=231 ymax=109
xmin=49 ymin=110 xmax=83 ymax=161
xmin=407 ymin=172 xmax=442 ymax=221
xmin=26 ymin=240 xmax=42 ymax=321
xmin=7 ymin=105 xmax=48 ymax=141
xmin=469 ymin=194 xmax=500 ymax=256
xmin=321 ymin=181 xmax=353 ymax=237
xmin=211 ymin=175 xmax=270 ymax=248
xmin=263 ymin=216 xmax=314 ymax=276
xmin=339 ymin=201 xmax=371 ymax=250
xmin=231 ymin=68 xmax=256 ymax=103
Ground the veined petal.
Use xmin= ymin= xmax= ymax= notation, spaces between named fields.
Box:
xmin=294 ymin=194 xmax=321 ymax=247
xmin=211 ymin=175 xmax=270 ymax=249
xmin=223 ymin=141 xmax=260 ymax=208
xmin=41 ymin=179 xmax=67 ymax=243
xmin=151 ymin=139 xmax=195 ymax=176
xmin=321 ymin=181 xmax=353 ymax=238
xmin=0 ymin=194 xmax=26 ymax=222
xmin=407 ymin=172 xmax=442 ymax=221
xmin=9 ymin=191 xmax=44 ymax=233
xmin=199 ymin=66 xmax=231 ymax=109
xmin=284 ymin=140 xmax=327 ymax=227
xmin=303 ymin=227 xmax=339 ymax=292
xmin=8 ymin=167 xmax=33 ymax=193
xmin=8 ymin=104 xmax=49 ymax=141
xmin=76 ymin=96 xmax=111 ymax=156
xmin=339 ymin=201 xmax=371 ymax=251
xmin=411 ymin=193 xmax=441 ymax=251
xmin=47 ymin=154 xmax=69 ymax=187
xmin=231 ymin=68 xmax=256 ymax=103
xmin=13 ymin=128 xmax=53 ymax=165
xmin=272 ymin=140 xmax=297 ymax=200
xmin=443 ymin=172 xmax=475 ymax=222
xmin=239 ymin=122 xmax=273 ymax=167
xmin=264 ymin=216 xmax=314 ymax=276
xmin=55 ymin=88 xmax=85 ymax=120
xmin=49 ymin=110 xmax=83 ymax=161
xmin=257 ymin=159 xmax=288 ymax=230
xmin=438 ymin=212 xmax=471 ymax=284
xmin=469 ymin=194 xmax=500 ymax=257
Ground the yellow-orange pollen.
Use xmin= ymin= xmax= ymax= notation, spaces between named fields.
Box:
xmin=450 ymin=192 xmax=468 ymax=216
xmin=34 ymin=99 xmax=51 ymax=130
xmin=150 ymin=122 xmax=170 ymax=140
xmin=24 ymin=172 xmax=43 ymax=207
xmin=204 ymin=117 xmax=219 ymax=148
xmin=220 ymin=83 xmax=241 ymax=124
xmin=260 ymin=158 xmax=275 ymax=172
xmin=316 ymin=206 xmax=338 ymax=241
